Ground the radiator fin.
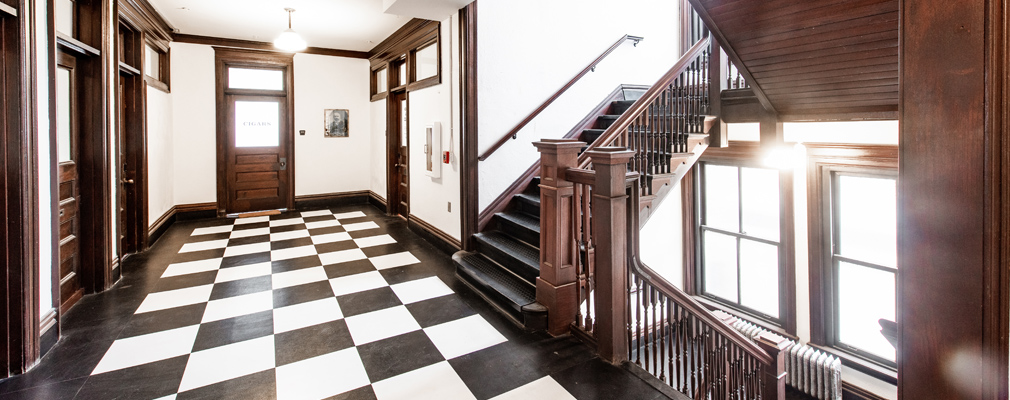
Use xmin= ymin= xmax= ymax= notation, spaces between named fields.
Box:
xmin=718 ymin=310 xmax=842 ymax=400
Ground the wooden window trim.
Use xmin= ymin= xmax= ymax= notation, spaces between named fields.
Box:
xmin=370 ymin=64 xmax=388 ymax=101
xmin=144 ymin=43 xmax=170 ymax=93
xmin=368 ymin=19 xmax=441 ymax=101
xmin=406 ymin=38 xmax=441 ymax=92
xmin=805 ymin=143 xmax=898 ymax=380
xmin=689 ymin=141 xmax=797 ymax=335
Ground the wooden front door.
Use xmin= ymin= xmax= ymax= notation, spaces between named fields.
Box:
xmin=388 ymin=91 xmax=409 ymax=218
xmin=223 ymin=94 xmax=291 ymax=213
xmin=56 ymin=51 xmax=83 ymax=312
xmin=214 ymin=49 xmax=295 ymax=216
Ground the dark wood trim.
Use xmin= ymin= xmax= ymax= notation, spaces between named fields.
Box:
xmin=694 ymin=141 xmax=797 ymax=335
xmin=145 ymin=75 xmax=169 ymax=92
xmin=407 ymin=214 xmax=462 ymax=256
xmin=115 ymin=15 xmax=150 ymax=256
xmin=842 ymin=381 xmax=889 ymax=400
xmin=55 ymin=32 xmax=101 ymax=57
xmin=477 ymin=35 xmax=643 ymax=162
xmin=147 ymin=202 xmax=217 ymax=247
xmin=805 ymin=342 xmax=897 ymax=385
xmin=174 ymin=33 xmax=369 ymax=59
xmin=293 ymin=190 xmax=369 ymax=210
xmin=1 ymin=0 xmax=41 ymax=377
xmin=459 ymin=3 xmax=478 ymax=251
xmin=681 ymin=167 xmax=697 ymax=295
xmin=45 ymin=0 xmax=60 ymax=356
xmin=368 ymin=191 xmax=387 ymax=213
xmin=368 ymin=19 xmax=439 ymax=63
xmin=213 ymin=47 xmax=296 ymax=216
xmin=117 ymin=0 xmax=172 ymax=45
xmin=0 ymin=2 xmax=15 ymax=16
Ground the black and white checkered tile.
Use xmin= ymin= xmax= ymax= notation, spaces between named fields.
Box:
xmin=86 ymin=209 xmax=577 ymax=400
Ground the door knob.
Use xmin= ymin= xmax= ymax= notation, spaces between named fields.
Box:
xmin=122 ymin=179 xmax=135 ymax=184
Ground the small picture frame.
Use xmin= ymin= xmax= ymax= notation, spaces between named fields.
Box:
xmin=324 ymin=109 xmax=349 ymax=137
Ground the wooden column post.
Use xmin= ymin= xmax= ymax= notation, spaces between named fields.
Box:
xmin=533 ymin=139 xmax=585 ymax=336
xmin=756 ymin=331 xmax=789 ymax=400
xmin=587 ymin=147 xmax=635 ymax=364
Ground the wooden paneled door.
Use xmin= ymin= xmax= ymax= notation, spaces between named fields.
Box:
xmin=56 ymin=51 xmax=83 ymax=313
xmin=224 ymin=94 xmax=291 ymax=213
xmin=214 ymin=49 xmax=295 ymax=216
xmin=387 ymin=90 xmax=409 ymax=218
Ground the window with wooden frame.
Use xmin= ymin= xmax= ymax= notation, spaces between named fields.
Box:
xmin=144 ymin=41 xmax=170 ymax=91
xmin=690 ymin=142 xmax=795 ymax=334
xmin=806 ymin=144 xmax=898 ymax=377
xmin=369 ymin=20 xmax=440 ymax=101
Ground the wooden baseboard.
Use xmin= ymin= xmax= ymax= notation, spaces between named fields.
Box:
xmin=39 ymin=309 xmax=59 ymax=357
xmin=408 ymin=214 xmax=462 ymax=255
xmin=294 ymin=190 xmax=369 ymax=210
xmin=148 ymin=202 xmax=216 ymax=247
xmin=368 ymin=191 xmax=387 ymax=213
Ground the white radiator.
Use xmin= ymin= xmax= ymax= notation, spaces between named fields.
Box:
xmin=715 ymin=311 xmax=842 ymax=400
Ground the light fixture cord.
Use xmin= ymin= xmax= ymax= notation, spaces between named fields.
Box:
xmin=288 ymin=10 xmax=292 ymax=29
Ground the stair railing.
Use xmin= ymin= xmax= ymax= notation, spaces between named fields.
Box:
xmin=576 ymin=37 xmax=712 ymax=198
xmin=478 ymin=34 xmax=643 ymax=162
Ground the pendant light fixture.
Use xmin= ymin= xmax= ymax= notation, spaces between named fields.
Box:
xmin=274 ymin=8 xmax=307 ymax=52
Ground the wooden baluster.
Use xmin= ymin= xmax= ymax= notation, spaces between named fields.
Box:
xmin=533 ymin=140 xmax=584 ymax=335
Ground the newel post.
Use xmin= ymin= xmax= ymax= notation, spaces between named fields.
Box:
xmin=587 ymin=147 xmax=636 ymax=364
xmin=756 ymin=331 xmax=789 ymax=400
xmin=533 ymin=139 xmax=585 ymax=335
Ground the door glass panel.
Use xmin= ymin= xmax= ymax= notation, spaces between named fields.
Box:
xmin=415 ymin=43 xmax=437 ymax=80
xmin=375 ymin=68 xmax=387 ymax=93
xmin=145 ymin=45 xmax=160 ymax=79
xmin=703 ymin=231 xmax=738 ymax=302
xmin=56 ymin=0 xmax=74 ymax=36
xmin=229 ymin=68 xmax=283 ymax=91
xmin=739 ymin=239 xmax=779 ymax=317
xmin=234 ymin=101 xmax=280 ymax=147
xmin=740 ymin=167 xmax=779 ymax=241
xmin=57 ymin=68 xmax=73 ymax=162
xmin=703 ymin=164 xmax=739 ymax=232
xmin=400 ymin=99 xmax=407 ymax=144
xmin=837 ymin=174 xmax=897 ymax=268
xmin=837 ymin=261 xmax=896 ymax=362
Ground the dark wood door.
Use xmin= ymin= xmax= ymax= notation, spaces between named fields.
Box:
xmin=388 ymin=91 xmax=409 ymax=218
xmin=224 ymin=95 xmax=291 ymax=213
xmin=56 ymin=51 xmax=83 ymax=313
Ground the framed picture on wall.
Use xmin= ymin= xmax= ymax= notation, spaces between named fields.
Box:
xmin=324 ymin=109 xmax=349 ymax=137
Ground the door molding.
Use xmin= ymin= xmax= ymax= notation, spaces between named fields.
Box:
xmin=213 ymin=47 xmax=295 ymax=216
xmin=385 ymin=89 xmax=408 ymax=218
xmin=115 ymin=17 xmax=147 ymax=256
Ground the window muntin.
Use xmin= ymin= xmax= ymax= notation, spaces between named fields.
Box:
xmin=228 ymin=67 xmax=284 ymax=91
xmin=829 ymin=172 xmax=897 ymax=364
xmin=698 ymin=162 xmax=783 ymax=321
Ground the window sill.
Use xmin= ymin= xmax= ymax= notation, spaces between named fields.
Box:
xmin=806 ymin=342 xmax=897 ymax=385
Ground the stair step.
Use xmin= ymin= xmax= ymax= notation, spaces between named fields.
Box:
xmin=595 ymin=115 xmax=621 ymax=130
xmin=453 ymin=251 xmax=535 ymax=322
xmin=495 ymin=211 xmax=540 ymax=247
xmin=474 ymin=231 xmax=539 ymax=284
xmin=514 ymin=192 xmax=541 ymax=216
xmin=581 ymin=129 xmax=606 ymax=145
xmin=623 ymin=88 xmax=648 ymax=101
xmin=611 ymin=100 xmax=637 ymax=115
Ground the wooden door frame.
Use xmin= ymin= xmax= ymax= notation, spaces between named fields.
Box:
xmin=1 ymin=0 xmax=41 ymax=377
xmin=114 ymin=16 xmax=148 ymax=256
xmin=213 ymin=47 xmax=295 ymax=217
xmin=459 ymin=3 xmax=477 ymax=251
xmin=385 ymin=89 xmax=409 ymax=218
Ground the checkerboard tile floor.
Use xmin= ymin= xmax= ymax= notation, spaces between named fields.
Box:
xmin=80 ymin=209 xmax=569 ymax=400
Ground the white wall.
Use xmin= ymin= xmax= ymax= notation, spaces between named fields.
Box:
xmin=405 ymin=15 xmax=462 ymax=239
xmin=147 ymin=87 xmax=175 ymax=224
xmin=35 ymin=2 xmax=54 ymax=315
xmin=476 ymin=0 xmax=681 ymax=211
xmin=640 ymin=182 xmax=684 ymax=288
xmin=167 ymin=43 xmax=375 ymax=206
xmin=292 ymin=54 xmax=372 ymax=196
xmin=369 ymin=98 xmax=387 ymax=200
xmin=170 ymin=43 xmax=217 ymax=205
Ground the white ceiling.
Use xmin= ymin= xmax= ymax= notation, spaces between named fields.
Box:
xmin=148 ymin=0 xmax=413 ymax=52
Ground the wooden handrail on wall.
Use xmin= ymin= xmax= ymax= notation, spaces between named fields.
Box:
xmin=478 ymin=34 xmax=643 ymax=162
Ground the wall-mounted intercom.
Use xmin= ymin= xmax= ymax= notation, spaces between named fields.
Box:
xmin=424 ymin=122 xmax=442 ymax=178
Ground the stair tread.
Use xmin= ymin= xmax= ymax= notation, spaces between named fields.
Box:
xmin=454 ymin=252 xmax=535 ymax=311
xmin=475 ymin=231 xmax=539 ymax=270
xmin=514 ymin=192 xmax=540 ymax=206
xmin=496 ymin=211 xmax=540 ymax=233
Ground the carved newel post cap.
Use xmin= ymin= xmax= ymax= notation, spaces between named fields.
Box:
xmin=585 ymin=146 xmax=635 ymax=164
xmin=533 ymin=139 xmax=586 ymax=153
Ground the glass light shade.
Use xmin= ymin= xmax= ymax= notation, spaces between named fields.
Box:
xmin=274 ymin=29 xmax=307 ymax=52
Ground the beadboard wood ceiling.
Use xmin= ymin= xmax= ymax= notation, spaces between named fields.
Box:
xmin=147 ymin=0 xmax=411 ymax=52
xmin=692 ymin=0 xmax=899 ymax=119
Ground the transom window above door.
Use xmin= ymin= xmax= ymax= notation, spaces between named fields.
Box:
xmin=228 ymin=67 xmax=284 ymax=91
